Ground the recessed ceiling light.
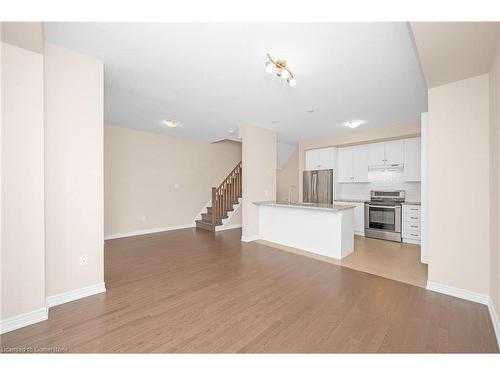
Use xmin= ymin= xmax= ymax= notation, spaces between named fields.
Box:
xmin=271 ymin=120 xmax=279 ymax=124
xmin=306 ymin=109 xmax=315 ymax=113
xmin=162 ymin=119 xmax=179 ymax=128
xmin=345 ymin=120 xmax=363 ymax=129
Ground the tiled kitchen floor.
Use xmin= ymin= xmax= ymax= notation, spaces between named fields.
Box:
xmin=258 ymin=235 xmax=428 ymax=288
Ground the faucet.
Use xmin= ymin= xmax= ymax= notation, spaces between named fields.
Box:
xmin=288 ymin=184 xmax=297 ymax=204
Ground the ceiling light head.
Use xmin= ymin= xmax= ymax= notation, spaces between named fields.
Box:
xmin=227 ymin=129 xmax=235 ymax=134
xmin=266 ymin=53 xmax=296 ymax=87
xmin=265 ymin=61 xmax=274 ymax=74
xmin=345 ymin=120 xmax=363 ymax=129
xmin=162 ymin=119 xmax=180 ymax=128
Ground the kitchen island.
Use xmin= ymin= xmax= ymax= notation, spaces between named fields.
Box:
xmin=253 ymin=201 xmax=356 ymax=260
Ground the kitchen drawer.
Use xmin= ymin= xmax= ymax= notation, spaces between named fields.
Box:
xmin=403 ymin=205 xmax=421 ymax=215
xmin=403 ymin=210 xmax=420 ymax=220
xmin=403 ymin=230 xmax=421 ymax=240
xmin=403 ymin=221 xmax=421 ymax=232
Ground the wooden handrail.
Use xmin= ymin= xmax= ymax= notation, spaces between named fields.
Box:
xmin=216 ymin=161 xmax=242 ymax=191
xmin=212 ymin=161 xmax=242 ymax=227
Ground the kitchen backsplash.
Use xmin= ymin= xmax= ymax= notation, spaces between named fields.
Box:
xmin=335 ymin=170 xmax=421 ymax=202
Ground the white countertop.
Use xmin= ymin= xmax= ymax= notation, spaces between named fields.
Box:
xmin=334 ymin=198 xmax=367 ymax=203
xmin=335 ymin=199 xmax=422 ymax=205
xmin=253 ymin=201 xmax=356 ymax=212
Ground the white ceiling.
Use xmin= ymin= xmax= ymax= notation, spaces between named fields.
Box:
xmin=43 ymin=22 xmax=427 ymax=144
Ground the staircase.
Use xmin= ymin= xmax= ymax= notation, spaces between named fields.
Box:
xmin=196 ymin=161 xmax=242 ymax=232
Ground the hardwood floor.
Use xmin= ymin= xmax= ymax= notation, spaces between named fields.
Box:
xmin=0 ymin=228 xmax=497 ymax=353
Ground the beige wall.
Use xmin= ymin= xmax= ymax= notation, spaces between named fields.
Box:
xmin=239 ymin=125 xmax=276 ymax=239
xmin=489 ymin=31 xmax=500 ymax=320
xmin=44 ymin=43 xmax=104 ymax=296
xmin=428 ymin=74 xmax=490 ymax=295
xmin=298 ymin=122 xmax=421 ymax=200
xmin=411 ymin=22 xmax=499 ymax=89
xmin=1 ymin=41 xmax=45 ymax=319
xmin=0 ymin=22 xmax=44 ymax=54
xmin=277 ymin=150 xmax=299 ymax=202
xmin=104 ymin=126 xmax=242 ymax=235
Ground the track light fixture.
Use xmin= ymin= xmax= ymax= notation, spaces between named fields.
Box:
xmin=265 ymin=53 xmax=296 ymax=87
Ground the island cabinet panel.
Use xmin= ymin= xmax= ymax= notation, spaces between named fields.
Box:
xmin=335 ymin=201 xmax=365 ymax=236
xmin=257 ymin=203 xmax=355 ymax=260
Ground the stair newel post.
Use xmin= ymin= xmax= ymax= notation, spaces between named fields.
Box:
xmin=239 ymin=167 xmax=242 ymax=197
xmin=231 ymin=175 xmax=235 ymax=202
xmin=218 ymin=188 xmax=222 ymax=223
xmin=225 ymin=181 xmax=229 ymax=213
xmin=229 ymin=177 xmax=233 ymax=205
xmin=221 ymin=184 xmax=224 ymax=218
xmin=212 ymin=187 xmax=217 ymax=227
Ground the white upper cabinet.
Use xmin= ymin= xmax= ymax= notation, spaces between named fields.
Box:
xmin=368 ymin=142 xmax=386 ymax=166
xmin=337 ymin=147 xmax=353 ymax=182
xmin=384 ymin=140 xmax=404 ymax=165
xmin=368 ymin=140 xmax=404 ymax=166
xmin=304 ymin=147 xmax=335 ymax=171
xmin=351 ymin=145 xmax=369 ymax=182
xmin=338 ymin=145 xmax=369 ymax=183
xmin=404 ymin=137 xmax=421 ymax=181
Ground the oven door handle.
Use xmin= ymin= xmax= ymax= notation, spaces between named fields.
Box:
xmin=366 ymin=205 xmax=398 ymax=209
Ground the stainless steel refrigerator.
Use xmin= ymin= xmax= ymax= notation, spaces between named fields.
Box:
xmin=303 ymin=169 xmax=334 ymax=204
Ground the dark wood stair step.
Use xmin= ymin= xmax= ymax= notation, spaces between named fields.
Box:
xmin=201 ymin=212 xmax=212 ymax=222
xmin=195 ymin=220 xmax=215 ymax=231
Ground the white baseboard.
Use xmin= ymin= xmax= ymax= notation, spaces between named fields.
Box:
xmin=104 ymin=224 xmax=194 ymax=240
xmin=216 ymin=224 xmax=242 ymax=232
xmin=0 ymin=307 xmax=48 ymax=335
xmin=241 ymin=235 xmax=260 ymax=243
xmin=426 ymin=281 xmax=489 ymax=305
xmin=47 ymin=282 xmax=106 ymax=308
xmin=488 ymin=298 xmax=500 ymax=350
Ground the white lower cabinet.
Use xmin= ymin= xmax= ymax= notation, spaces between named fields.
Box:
xmin=402 ymin=204 xmax=421 ymax=244
xmin=335 ymin=201 xmax=365 ymax=236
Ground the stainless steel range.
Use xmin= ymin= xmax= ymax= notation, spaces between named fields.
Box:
xmin=364 ymin=190 xmax=405 ymax=242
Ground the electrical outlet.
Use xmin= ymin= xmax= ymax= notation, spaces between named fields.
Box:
xmin=79 ymin=255 xmax=88 ymax=266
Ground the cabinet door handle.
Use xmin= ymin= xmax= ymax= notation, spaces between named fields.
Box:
xmin=411 ymin=217 xmax=418 ymax=219
xmin=411 ymin=225 xmax=418 ymax=228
